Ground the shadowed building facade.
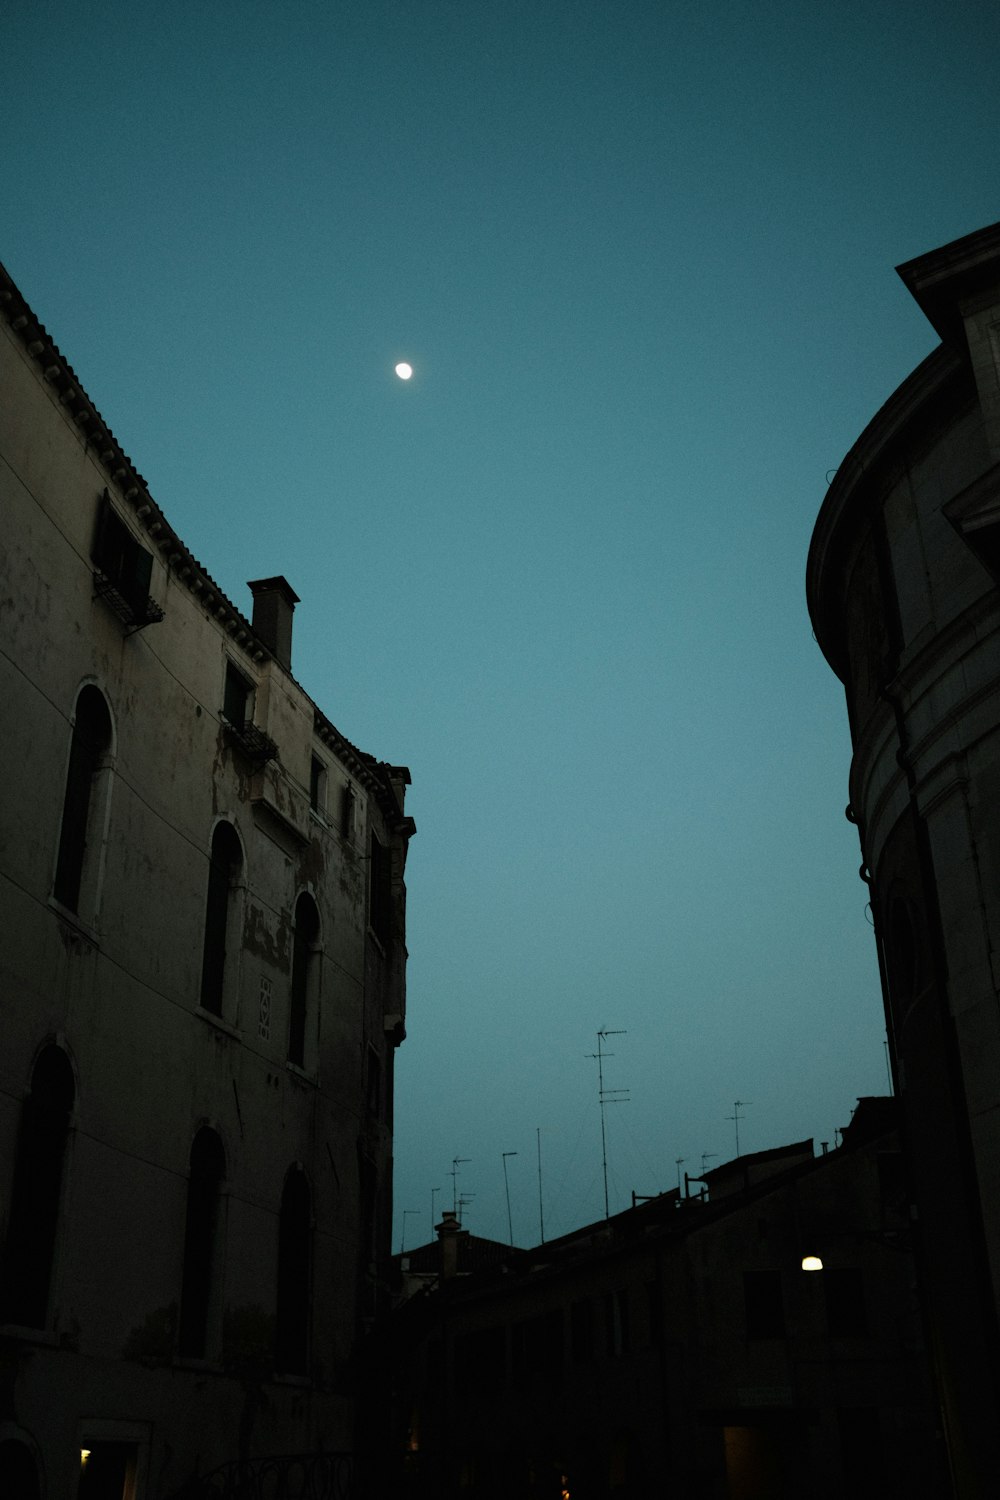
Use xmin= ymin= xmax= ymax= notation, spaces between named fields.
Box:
xmin=389 ymin=1101 xmax=942 ymax=1500
xmin=0 ymin=264 xmax=414 ymax=1495
xmin=807 ymin=221 xmax=1000 ymax=1497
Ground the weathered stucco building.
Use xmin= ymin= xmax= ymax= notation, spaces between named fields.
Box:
xmin=807 ymin=220 xmax=1000 ymax=1497
xmin=0 ymin=263 xmax=414 ymax=1496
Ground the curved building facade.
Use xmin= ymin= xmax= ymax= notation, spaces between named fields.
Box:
xmin=808 ymin=222 xmax=1000 ymax=1497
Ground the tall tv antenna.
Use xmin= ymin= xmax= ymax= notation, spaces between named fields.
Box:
xmin=450 ymin=1156 xmax=470 ymax=1214
xmin=588 ymin=1028 xmax=629 ymax=1218
xmin=502 ymin=1151 xmax=518 ymax=1246
xmin=726 ymin=1100 xmax=751 ymax=1157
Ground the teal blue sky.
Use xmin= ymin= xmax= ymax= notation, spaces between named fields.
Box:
xmin=4 ymin=0 xmax=999 ymax=1246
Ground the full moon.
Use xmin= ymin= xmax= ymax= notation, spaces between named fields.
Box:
xmin=395 ymin=362 xmax=413 ymax=380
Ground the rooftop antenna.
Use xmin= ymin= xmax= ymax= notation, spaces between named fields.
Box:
xmin=430 ymin=1186 xmax=441 ymax=1231
xmin=587 ymin=1029 xmax=629 ymax=1218
xmin=457 ymin=1192 xmax=475 ymax=1226
xmin=536 ymin=1127 xmax=545 ymax=1244
xmin=502 ymin=1151 xmax=518 ymax=1246
xmin=675 ymin=1157 xmax=686 ymax=1193
xmin=450 ymin=1157 xmax=470 ymax=1214
xmin=726 ymin=1101 xmax=751 ymax=1157
xmin=701 ymin=1152 xmax=718 ymax=1174
xmin=399 ymin=1210 xmax=420 ymax=1254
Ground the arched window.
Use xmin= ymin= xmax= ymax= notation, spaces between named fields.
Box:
xmin=0 ymin=1440 xmax=41 ymax=1500
xmin=200 ymin=822 xmax=244 ymax=1017
xmin=178 ymin=1127 xmax=226 ymax=1360
xmin=0 ymin=1045 xmax=75 ymax=1329
xmin=275 ymin=1166 xmax=311 ymax=1375
xmin=53 ymin=685 xmax=113 ymax=915
xmin=288 ymin=893 xmax=320 ymax=1068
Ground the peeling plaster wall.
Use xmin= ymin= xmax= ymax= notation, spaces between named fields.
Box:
xmin=0 ymin=279 xmax=412 ymax=1491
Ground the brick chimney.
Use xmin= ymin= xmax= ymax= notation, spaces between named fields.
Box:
xmin=247 ymin=577 xmax=299 ymax=671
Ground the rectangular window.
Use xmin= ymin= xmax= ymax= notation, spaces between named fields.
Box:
xmin=92 ymin=492 xmax=160 ymax=628
xmin=309 ymin=756 xmax=326 ymax=814
xmin=223 ymin=661 xmax=253 ymax=731
xmin=743 ymin=1269 xmax=785 ymax=1338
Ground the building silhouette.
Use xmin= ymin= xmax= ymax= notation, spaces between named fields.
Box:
xmin=808 ymin=220 xmax=1000 ymax=1497
xmin=0 ymin=262 xmax=414 ymax=1495
xmin=389 ymin=1101 xmax=942 ymax=1499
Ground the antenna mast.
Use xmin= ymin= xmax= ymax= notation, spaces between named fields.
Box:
xmin=537 ymin=1127 xmax=545 ymax=1243
xmin=502 ymin=1151 xmax=518 ymax=1246
xmin=450 ymin=1156 xmax=470 ymax=1214
xmin=726 ymin=1100 xmax=751 ymax=1157
xmin=588 ymin=1028 xmax=629 ymax=1218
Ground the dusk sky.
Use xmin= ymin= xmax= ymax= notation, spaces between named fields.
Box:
xmin=5 ymin=0 xmax=999 ymax=1249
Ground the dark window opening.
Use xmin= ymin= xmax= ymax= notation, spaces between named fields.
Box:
xmin=288 ymin=893 xmax=319 ymax=1067
xmin=200 ymin=822 xmax=243 ymax=1016
xmin=276 ymin=1167 xmax=311 ymax=1375
xmin=824 ymin=1267 xmax=869 ymax=1338
xmin=369 ymin=833 xmax=391 ymax=942
xmin=178 ymin=1127 xmax=226 ymax=1359
xmin=79 ymin=1442 xmax=138 ymax=1500
xmin=92 ymin=492 xmax=161 ymax=629
xmin=54 ymin=686 xmax=112 ymax=913
xmin=743 ymin=1268 xmax=785 ymax=1339
xmin=0 ymin=1045 xmax=75 ymax=1328
xmin=223 ymin=662 xmax=253 ymax=732
xmin=309 ymin=756 xmax=326 ymax=814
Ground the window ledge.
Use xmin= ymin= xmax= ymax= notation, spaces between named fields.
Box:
xmin=285 ymin=1060 xmax=319 ymax=1088
xmin=196 ymin=1006 xmax=241 ymax=1040
xmin=47 ymin=897 xmax=100 ymax=947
